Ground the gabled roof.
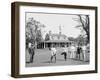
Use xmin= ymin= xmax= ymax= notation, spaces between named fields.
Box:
xmin=50 ymin=33 xmax=67 ymax=39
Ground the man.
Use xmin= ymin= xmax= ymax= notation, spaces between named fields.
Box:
xmin=28 ymin=42 xmax=35 ymax=63
xmin=76 ymin=45 xmax=82 ymax=60
xmin=61 ymin=45 xmax=68 ymax=61
xmin=50 ymin=46 xmax=57 ymax=63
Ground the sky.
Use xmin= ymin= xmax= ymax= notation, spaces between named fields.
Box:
xmin=26 ymin=12 xmax=82 ymax=39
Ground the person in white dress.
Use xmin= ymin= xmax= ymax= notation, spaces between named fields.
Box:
xmin=68 ymin=46 xmax=71 ymax=59
xmin=71 ymin=45 xmax=76 ymax=59
xmin=82 ymin=45 xmax=86 ymax=61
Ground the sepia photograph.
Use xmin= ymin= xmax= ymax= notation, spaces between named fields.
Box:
xmin=25 ymin=12 xmax=90 ymax=67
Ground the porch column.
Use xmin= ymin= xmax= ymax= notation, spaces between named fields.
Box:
xmin=44 ymin=42 xmax=45 ymax=48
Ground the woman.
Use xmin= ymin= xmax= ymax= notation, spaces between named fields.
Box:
xmin=82 ymin=45 xmax=86 ymax=61
xmin=70 ymin=45 xmax=76 ymax=59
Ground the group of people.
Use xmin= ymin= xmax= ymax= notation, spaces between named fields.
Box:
xmin=27 ymin=42 xmax=88 ymax=63
xmin=49 ymin=44 xmax=87 ymax=63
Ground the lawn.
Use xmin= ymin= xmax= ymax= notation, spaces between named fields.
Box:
xmin=26 ymin=48 xmax=89 ymax=67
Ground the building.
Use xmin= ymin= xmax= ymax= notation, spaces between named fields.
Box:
xmin=37 ymin=26 xmax=73 ymax=49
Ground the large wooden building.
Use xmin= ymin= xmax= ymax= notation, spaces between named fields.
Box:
xmin=37 ymin=26 xmax=74 ymax=49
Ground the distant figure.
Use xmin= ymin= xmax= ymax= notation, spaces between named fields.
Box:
xmin=48 ymin=43 xmax=51 ymax=50
xmin=50 ymin=46 xmax=57 ymax=63
xmin=76 ymin=45 xmax=82 ymax=60
xmin=68 ymin=46 xmax=71 ymax=59
xmin=61 ymin=46 xmax=68 ymax=61
xmin=82 ymin=45 xmax=86 ymax=61
xmin=70 ymin=45 xmax=76 ymax=59
xmin=28 ymin=42 xmax=35 ymax=63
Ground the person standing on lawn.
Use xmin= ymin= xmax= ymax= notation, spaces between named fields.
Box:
xmin=28 ymin=42 xmax=35 ymax=63
xmin=61 ymin=45 xmax=68 ymax=61
xmin=50 ymin=46 xmax=57 ymax=63
xmin=70 ymin=44 xmax=76 ymax=59
xmin=76 ymin=45 xmax=82 ymax=60
xmin=82 ymin=45 xmax=86 ymax=61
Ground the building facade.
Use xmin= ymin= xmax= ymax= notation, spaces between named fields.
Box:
xmin=37 ymin=26 xmax=73 ymax=49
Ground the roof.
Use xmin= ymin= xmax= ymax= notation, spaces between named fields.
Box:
xmin=50 ymin=33 xmax=67 ymax=38
xmin=40 ymin=40 xmax=72 ymax=43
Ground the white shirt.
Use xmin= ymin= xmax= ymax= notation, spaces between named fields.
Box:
xmin=63 ymin=47 xmax=68 ymax=53
xmin=28 ymin=43 xmax=31 ymax=48
xmin=71 ymin=46 xmax=75 ymax=51
xmin=51 ymin=48 xmax=56 ymax=56
xmin=82 ymin=46 xmax=86 ymax=51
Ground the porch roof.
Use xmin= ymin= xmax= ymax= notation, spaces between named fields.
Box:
xmin=40 ymin=40 xmax=73 ymax=43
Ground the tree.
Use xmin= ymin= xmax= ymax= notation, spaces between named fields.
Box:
xmin=36 ymin=29 xmax=43 ymax=43
xmin=74 ymin=15 xmax=90 ymax=44
xmin=76 ymin=35 xmax=86 ymax=46
xmin=26 ymin=18 xmax=45 ymax=47
xmin=45 ymin=33 xmax=50 ymax=41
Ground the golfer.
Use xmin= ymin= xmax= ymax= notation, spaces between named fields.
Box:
xmin=50 ymin=46 xmax=57 ymax=63
xmin=61 ymin=45 xmax=68 ymax=61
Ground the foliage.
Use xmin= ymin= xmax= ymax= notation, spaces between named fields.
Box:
xmin=73 ymin=15 xmax=90 ymax=44
xmin=26 ymin=18 xmax=45 ymax=47
xmin=76 ymin=35 xmax=87 ymax=46
xmin=45 ymin=33 xmax=50 ymax=41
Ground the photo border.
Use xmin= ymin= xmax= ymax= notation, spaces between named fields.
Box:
xmin=11 ymin=2 xmax=98 ymax=78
